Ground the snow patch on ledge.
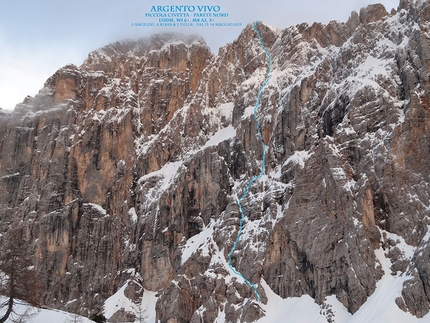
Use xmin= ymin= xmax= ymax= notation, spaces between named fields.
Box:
xmin=284 ymin=150 xmax=313 ymax=168
xmin=181 ymin=222 xmax=214 ymax=265
xmin=217 ymin=102 xmax=234 ymax=122
xmin=85 ymin=203 xmax=108 ymax=216
xmin=202 ymin=125 xmax=236 ymax=149
xmin=128 ymin=207 xmax=138 ymax=222
xmin=1 ymin=172 xmax=20 ymax=179
xmin=138 ymin=161 xmax=183 ymax=191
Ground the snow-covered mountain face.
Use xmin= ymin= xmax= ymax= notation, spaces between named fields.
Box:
xmin=0 ymin=0 xmax=430 ymax=322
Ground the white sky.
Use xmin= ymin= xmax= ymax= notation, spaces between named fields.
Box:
xmin=0 ymin=0 xmax=399 ymax=110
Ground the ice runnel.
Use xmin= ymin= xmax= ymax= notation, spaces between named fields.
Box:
xmin=227 ymin=21 xmax=271 ymax=303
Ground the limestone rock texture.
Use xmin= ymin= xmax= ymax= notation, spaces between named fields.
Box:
xmin=0 ymin=0 xmax=430 ymax=322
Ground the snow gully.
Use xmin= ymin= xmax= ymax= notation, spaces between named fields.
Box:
xmin=227 ymin=21 xmax=271 ymax=303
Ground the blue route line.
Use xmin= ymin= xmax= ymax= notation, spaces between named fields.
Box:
xmin=227 ymin=21 xmax=271 ymax=303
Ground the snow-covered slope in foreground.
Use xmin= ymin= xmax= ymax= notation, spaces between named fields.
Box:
xmin=99 ymin=234 xmax=430 ymax=323
xmin=255 ymin=249 xmax=430 ymax=323
xmin=0 ymin=296 xmax=93 ymax=323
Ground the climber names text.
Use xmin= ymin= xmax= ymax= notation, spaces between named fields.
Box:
xmin=132 ymin=5 xmax=242 ymax=27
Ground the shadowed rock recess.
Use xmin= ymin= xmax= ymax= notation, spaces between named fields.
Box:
xmin=1 ymin=0 xmax=430 ymax=322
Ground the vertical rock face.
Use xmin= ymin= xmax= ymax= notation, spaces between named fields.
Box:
xmin=0 ymin=0 xmax=430 ymax=322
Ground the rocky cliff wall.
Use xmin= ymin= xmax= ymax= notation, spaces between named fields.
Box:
xmin=0 ymin=0 xmax=429 ymax=322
